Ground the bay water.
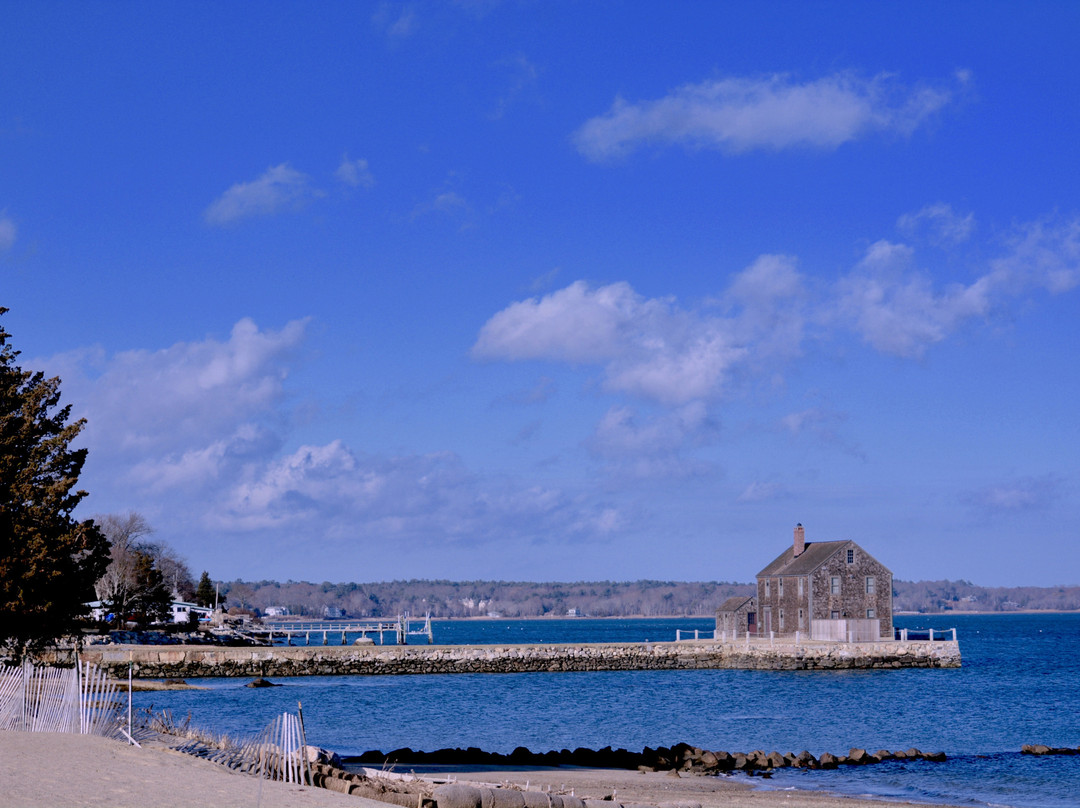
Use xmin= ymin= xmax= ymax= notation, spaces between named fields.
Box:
xmin=132 ymin=613 xmax=1080 ymax=808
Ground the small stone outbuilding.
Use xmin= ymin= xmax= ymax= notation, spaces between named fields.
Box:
xmin=715 ymin=595 xmax=758 ymax=637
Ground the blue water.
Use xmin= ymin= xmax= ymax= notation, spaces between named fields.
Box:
xmin=133 ymin=613 xmax=1080 ymax=808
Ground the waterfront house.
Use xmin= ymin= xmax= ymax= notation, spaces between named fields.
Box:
xmin=755 ymin=524 xmax=893 ymax=641
xmin=170 ymin=600 xmax=212 ymax=624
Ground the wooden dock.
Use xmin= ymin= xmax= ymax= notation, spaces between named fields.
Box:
xmin=235 ymin=614 xmax=434 ymax=646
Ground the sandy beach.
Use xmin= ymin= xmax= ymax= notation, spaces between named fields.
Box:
xmin=0 ymin=730 xmax=967 ymax=808
xmin=399 ymin=764 xmax=968 ymax=808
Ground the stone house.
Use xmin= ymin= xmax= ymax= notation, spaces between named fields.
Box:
xmin=715 ymin=595 xmax=758 ymax=636
xmin=755 ymin=524 xmax=893 ymax=641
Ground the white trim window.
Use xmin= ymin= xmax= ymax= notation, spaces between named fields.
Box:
xmin=866 ymin=576 xmax=876 ymax=595
xmin=830 ymin=576 xmax=841 ymax=595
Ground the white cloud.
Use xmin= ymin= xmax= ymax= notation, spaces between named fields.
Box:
xmin=335 ymin=155 xmax=375 ymax=188
xmin=988 ymin=215 xmax=1080 ymax=295
xmin=475 ymin=257 xmax=812 ymax=407
xmin=474 ymin=280 xmax=754 ymax=404
xmin=574 ymin=71 xmax=960 ymax=161
xmin=898 ymin=203 xmax=975 ymax=245
xmin=47 ymin=317 xmax=308 ymax=457
xmin=0 ymin=214 xmax=15 ymax=251
xmin=836 ymin=240 xmax=992 ymax=357
xmin=205 ymin=164 xmax=317 ymax=225
xmin=723 ymin=254 xmax=807 ymax=361
xmin=836 ymin=213 xmax=1080 ymax=357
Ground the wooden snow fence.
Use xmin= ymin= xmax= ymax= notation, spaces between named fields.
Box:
xmin=171 ymin=708 xmax=313 ymax=785
xmin=0 ymin=660 xmax=122 ymax=738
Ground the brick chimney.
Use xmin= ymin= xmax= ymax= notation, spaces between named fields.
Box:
xmin=793 ymin=523 xmax=805 ymax=557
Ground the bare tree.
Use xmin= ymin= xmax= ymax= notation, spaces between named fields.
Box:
xmin=93 ymin=512 xmax=172 ymax=627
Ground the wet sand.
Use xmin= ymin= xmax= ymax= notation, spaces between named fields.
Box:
xmin=376 ymin=763 xmax=967 ymax=808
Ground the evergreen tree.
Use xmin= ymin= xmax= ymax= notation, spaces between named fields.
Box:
xmin=194 ymin=571 xmax=215 ymax=608
xmin=0 ymin=308 xmax=109 ymax=660
xmin=128 ymin=550 xmax=172 ymax=626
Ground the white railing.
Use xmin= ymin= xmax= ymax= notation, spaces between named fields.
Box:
xmin=895 ymin=627 xmax=958 ymax=642
xmin=674 ymin=629 xmax=715 ymax=641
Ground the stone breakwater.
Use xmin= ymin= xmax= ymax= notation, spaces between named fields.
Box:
xmin=353 ymin=741 xmax=949 ymax=773
xmin=65 ymin=638 xmax=960 ymax=678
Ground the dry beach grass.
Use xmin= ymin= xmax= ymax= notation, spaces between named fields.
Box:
xmin=0 ymin=730 xmax=968 ymax=808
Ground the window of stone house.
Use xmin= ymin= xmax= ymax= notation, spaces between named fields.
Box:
xmin=831 ymin=610 xmax=840 ymax=619
xmin=778 ymin=578 xmax=784 ymax=597
xmin=798 ymin=608 xmax=804 ymax=628
xmin=779 ymin=609 xmax=784 ymax=629
xmin=846 ymin=549 xmax=855 ymax=563
xmin=798 ymin=577 xmax=804 ymax=596
xmin=866 ymin=576 xmax=876 ymax=595
xmin=765 ymin=579 xmax=771 ymax=597
xmin=830 ymin=576 xmax=840 ymax=594
xmin=867 ymin=608 xmax=876 ymax=619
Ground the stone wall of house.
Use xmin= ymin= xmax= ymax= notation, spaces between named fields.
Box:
xmin=758 ymin=574 xmax=813 ymax=636
xmin=810 ymin=547 xmax=893 ymax=638
xmin=56 ymin=638 xmax=959 ymax=678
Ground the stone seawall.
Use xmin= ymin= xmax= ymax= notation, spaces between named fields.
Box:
xmin=64 ymin=639 xmax=960 ymax=678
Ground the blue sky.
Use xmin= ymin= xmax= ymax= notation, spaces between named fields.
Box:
xmin=3 ymin=2 xmax=1078 ymax=586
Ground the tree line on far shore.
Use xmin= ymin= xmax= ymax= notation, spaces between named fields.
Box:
xmin=216 ymin=577 xmax=1080 ymax=619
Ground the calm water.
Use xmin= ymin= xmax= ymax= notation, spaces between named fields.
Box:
xmin=133 ymin=613 xmax=1080 ymax=808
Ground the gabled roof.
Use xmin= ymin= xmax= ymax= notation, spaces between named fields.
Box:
xmin=716 ymin=595 xmax=755 ymax=613
xmin=757 ymin=540 xmax=852 ymax=577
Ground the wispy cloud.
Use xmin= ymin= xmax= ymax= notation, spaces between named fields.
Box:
xmin=0 ymin=213 xmax=16 ymax=251
xmin=586 ymin=402 xmax=715 ymax=478
xmin=737 ymin=481 xmax=785 ymax=503
xmin=491 ymin=53 xmax=540 ymax=120
xmin=962 ymin=475 xmax=1063 ymax=514
xmin=988 ymin=215 xmax=1080 ymax=295
xmin=373 ymin=3 xmax=418 ymax=39
xmin=574 ymin=70 xmax=964 ymax=161
xmin=898 ymin=202 xmax=975 ymax=245
xmin=335 ymin=155 xmax=375 ymax=188
xmin=205 ymin=164 xmax=317 ymax=225
xmin=835 ymin=239 xmax=992 ymax=357
xmin=837 ymin=212 xmax=1080 ymax=357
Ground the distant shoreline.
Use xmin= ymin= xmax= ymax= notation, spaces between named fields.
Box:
xmin=428 ymin=610 xmax=1080 ymax=620
xmin=259 ymin=611 xmax=1080 ymax=623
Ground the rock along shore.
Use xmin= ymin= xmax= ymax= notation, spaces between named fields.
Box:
xmin=56 ymin=638 xmax=960 ymax=678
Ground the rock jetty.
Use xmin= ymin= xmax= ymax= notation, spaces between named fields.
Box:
xmin=1021 ymin=744 xmax=1080 ymax=756
xmin=348 ymin=741 xmax=948 ymax=774
xmin=64 ymin=638 xmax=960 ymax=678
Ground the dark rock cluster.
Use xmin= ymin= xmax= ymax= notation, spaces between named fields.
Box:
xmin=348 ymin=741 xmax=947 ymax=774
xmin=1021 ymin=744 xmax=1079 ymax=756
